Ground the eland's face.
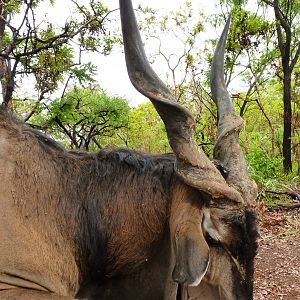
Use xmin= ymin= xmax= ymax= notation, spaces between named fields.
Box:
xmin=183 ymin=207 xmax=258 ymax=300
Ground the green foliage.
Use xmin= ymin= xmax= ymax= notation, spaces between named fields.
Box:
xmin=220 ymin=0 xmax=247 ymax=7
xmin=31 ymin=87 xmax=130 ymax=150
xmin=0 ymin=0 xmax=23 ymax=14
xmin=228 ymin=9 xmax=272 ymax=52
xmin=30 ymin=44 xmax=74 ymax=93
xmin=126 ymin=102 xmax=170 ymax=153
xmin=246 ymin=147 xmax=282 ymax=183
xmin=70 ymin=63 xmax=97 ymax=85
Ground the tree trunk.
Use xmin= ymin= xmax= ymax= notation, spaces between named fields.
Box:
xmin=0 ymin=4 xmax=8 ymax=107
xmin=271 ymin=0 xmax=294 ymax=173
xmin=282 ymin=72 xmax=292 ymax=172
xmin=297 ymin=150 xmax=300 ymax=176
xmin=295 ymin=142 xmax=300 ymax=176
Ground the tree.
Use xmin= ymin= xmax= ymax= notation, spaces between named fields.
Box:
xmin=29 ymin=86 xmax=130 ymax=151
xmin=261 ymin=0 xmax=300 ymax=172
xmin=0 ymin=0 xmax=118 ymax=112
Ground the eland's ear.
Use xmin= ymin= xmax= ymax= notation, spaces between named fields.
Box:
xmin=172 ymin=216 xmax=210 ymax=287
xmin=169 ymin=185 xmax=210 ymax=286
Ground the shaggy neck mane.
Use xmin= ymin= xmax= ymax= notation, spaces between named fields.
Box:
xmin=60 ymin=149 xmax=176 ymax=282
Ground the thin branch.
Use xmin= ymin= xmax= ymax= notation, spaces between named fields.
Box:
xmin=278 ymin=203 xmax=300 ymax=209
xmin=92 ymin=137 xmax=102 ymax=149
xmin=291 ymin=43 xmax=300 ymax=70
xmin=264 ymin=189 xmax=300 ymax=201
xmin=54 ymin=117 xmax=79 ymax=148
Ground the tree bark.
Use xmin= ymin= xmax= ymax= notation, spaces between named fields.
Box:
xmin=297 ymin=152 xmax=300 ymax=176
xmin=0 ymin=3 xmax=9 ymax=107
xmin=282 ymin=72 xmax=292 ymax=172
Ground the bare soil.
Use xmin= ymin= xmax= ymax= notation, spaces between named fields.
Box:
xmin=253 ymin=206 xmax=300 ymax=300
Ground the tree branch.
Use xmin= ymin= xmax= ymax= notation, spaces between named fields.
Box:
xmin=54 ymin=117 xmax=79 ymax=148
xmin=264 ymin=189 xmax=300 ymax=201
xmin=291 ymin=43 xmax=300 ymax=70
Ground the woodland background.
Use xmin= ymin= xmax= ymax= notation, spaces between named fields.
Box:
xmin=0 ymin=0 xmax=299 ymax=206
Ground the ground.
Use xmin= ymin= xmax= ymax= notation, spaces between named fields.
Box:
xmin=253 ymin=205 xmax=300 ymax=300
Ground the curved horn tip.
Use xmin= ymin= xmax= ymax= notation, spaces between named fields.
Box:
xmin=210 ymin=23 xmax=231 ymax=108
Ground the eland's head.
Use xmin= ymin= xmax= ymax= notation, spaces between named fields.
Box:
xmin=120 ymin=1 xmax=258 ymax=299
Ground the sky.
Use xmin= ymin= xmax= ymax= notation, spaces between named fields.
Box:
xmin=30 ymin=0 xmax=221 ymax=106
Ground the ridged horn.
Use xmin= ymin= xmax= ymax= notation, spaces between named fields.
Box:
xmin=211 ymin=16 xmax=257 ymax=204
xmin=120 ymin=0 xmax=243 ymax=203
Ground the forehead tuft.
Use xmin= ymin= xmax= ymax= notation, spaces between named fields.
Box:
xmin=220 ymin=208 xmax=259 ymax=264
